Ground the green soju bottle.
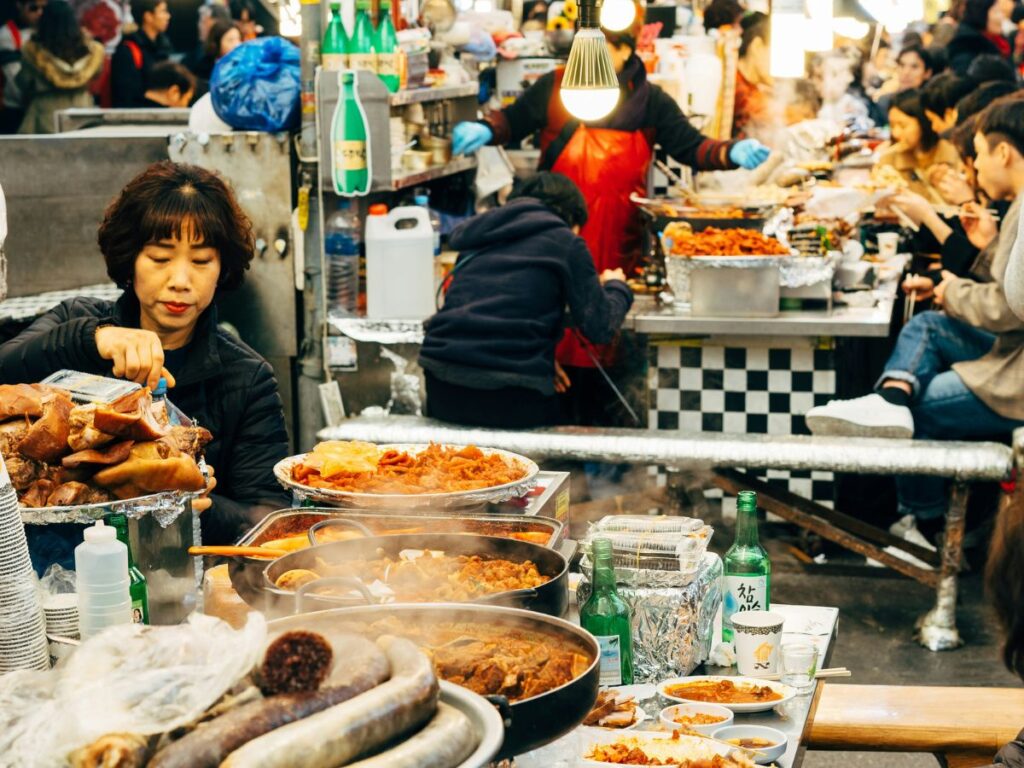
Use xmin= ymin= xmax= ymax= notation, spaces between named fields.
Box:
xmin=333 ymin=71 xmax=370 ymax=195
xmin=722 ymin=490 xmax=771 ymax=644
xmin=106 ymin=513 xmax=149 ymax=624
xmin=581 ymin=538 xmax=633 ymax=685
xmin=374 ymin=0 xmax=399 ymax=92
xmin=348 ymin=0 xmax=377 ymax=72
xmin=322 ymin=1 xmax=349 ymax=70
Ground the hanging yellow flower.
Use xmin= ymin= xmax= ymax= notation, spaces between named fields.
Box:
xmin=563 ymin=0 xmax=578 ymax=21
xmin=548 ymin=15 xmax=572 ymax=29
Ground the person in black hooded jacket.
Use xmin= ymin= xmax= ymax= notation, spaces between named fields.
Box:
xmin=0 ymin=161 xmax=289 ymax=546
xmin=947 ymin=0 xmax=1015 ymax=77
xmin=419 ymin=172 xmax=633 ymax=429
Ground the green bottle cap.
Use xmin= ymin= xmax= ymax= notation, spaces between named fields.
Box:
xmin=737 ymin=490 xmax=757 ymax=512
xmin=341 ymin=71 xmax=355 ymax=84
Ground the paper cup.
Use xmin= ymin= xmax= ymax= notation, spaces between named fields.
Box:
xmin=877 ymin=232 xmax=899 ymax=259
xmin=732 ymin=610 xmax=784 ymax=676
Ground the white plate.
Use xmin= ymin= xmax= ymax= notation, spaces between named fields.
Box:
xmin=580 ymin=728 xmax=736 ymax=766
xmin=657 ymin=675 xmax=796 ymax=713
xmin=274 ymin=444 xmax=540 ymax=509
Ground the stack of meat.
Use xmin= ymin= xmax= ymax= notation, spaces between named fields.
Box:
xmin=0 ymin=384 xmax=211 ymax=508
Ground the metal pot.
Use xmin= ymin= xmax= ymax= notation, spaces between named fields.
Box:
xmin=240 ymin=532 xmax=569 ymax=618
xmin=266 ymin=603 xmax=600 ymax=757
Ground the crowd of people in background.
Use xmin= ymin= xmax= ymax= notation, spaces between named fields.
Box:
xmin=0 ymin=0 xmax=253 ymax=133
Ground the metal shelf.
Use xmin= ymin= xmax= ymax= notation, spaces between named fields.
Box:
xmin=389 ymin=155 xmax=477 ymax=190
xmin=388 ymin=82 xmax=479 ymax=106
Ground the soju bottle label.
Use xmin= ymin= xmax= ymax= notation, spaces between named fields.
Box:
xmin=130 ymin=596 xmax=146 ymax=624
xmin=349 ymin=52 xmax=377 ymax=71
xmin=323 ymin=53 xmax=347 ymax=70
xmin=594 ymin=635 xmax=623 ymax=686
xmin=377 ymin=52 xmax=398 ymax=77
xmin=336 ymin=140 xmax=367 ymax=170
xmin=723 ymin=574 xmax=768 ymax=635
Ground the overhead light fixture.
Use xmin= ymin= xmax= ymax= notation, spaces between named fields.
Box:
xmin=833 ymin=15 xmax=869 ymax=38
xmin=600 ymin=0 xmax=636 ymax=32
xmin=769 ymin=1 xmax=807 ymax=78
xmin=560 ymin=0 xmax=619 ymax=122
xmin=804 ymin=0 xmax=834 ymax=52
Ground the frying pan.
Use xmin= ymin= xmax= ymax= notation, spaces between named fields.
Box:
xmin=267 ymin=603 xmax=600 ymax=757
xmin=237 ymin=532 xmax=569 ymax=618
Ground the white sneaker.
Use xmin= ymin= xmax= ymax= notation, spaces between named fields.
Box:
xmin=804 ymin=393 xmax=914 ymax=439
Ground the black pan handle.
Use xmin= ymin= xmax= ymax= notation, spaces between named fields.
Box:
xmin=472 ymin=588 xmax=539 ymax=605
xmin=307 ymin=518 xmax=374 ymax=546
xmin=484 ymin=695 xmax=513 ymax=729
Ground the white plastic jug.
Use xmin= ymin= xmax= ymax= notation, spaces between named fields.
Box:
xmin=365 ymin=205 xmax=436 ymax=320
xmin=75 ymin=520 xmax=131 ymax=639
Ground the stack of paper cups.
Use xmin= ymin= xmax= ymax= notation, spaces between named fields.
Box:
xmin=75 ymin=520 xmax=131 ymax=640
xmin=0 ymin=456 xmax=50 ymax=672
xmin=43 ymin=593 xmax=80 ymax=638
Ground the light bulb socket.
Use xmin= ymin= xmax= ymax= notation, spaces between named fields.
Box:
xmin=579 ymin=0 xmax=599 ymax=29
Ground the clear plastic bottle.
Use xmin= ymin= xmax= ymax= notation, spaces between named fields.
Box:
xmin=324 ymin=200 xmax=362 ymax=315
xmin=75 ymin=520 xmax=132 ymax=640
xmin=414 ymin=193 xmax=441 ymax=256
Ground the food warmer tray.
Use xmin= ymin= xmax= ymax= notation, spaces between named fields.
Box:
xmin=634 ymin=197 xmax=778 ymax=233
xmin=266 ymin=603 xmax=600 ymax=758
xmin=273 ymin=444 xmax=540 ymax=510
xmin=238 ymin=508 xmax=566 ymax=549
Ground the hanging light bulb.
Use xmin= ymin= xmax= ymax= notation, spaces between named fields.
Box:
xmin=833 ymin=16 xmax=869 ymax=39
xmin=560 ymin=0 xmax=620 ymax=123
xmin=804 ymin=0 xmax=834 ymax=52
xmin=600 ymin=0 xmax=636 ymax=32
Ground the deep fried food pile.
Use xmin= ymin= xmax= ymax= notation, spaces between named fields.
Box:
xmin=292 ymin=441 xmax=528 ymax=495
xmin=354 ymin=618 xmax=593 ymax=702
xmin=663 ymin=225 xmax=791 ymax=257
xmin=277 ymin=553 xmax=549 ymax=603
xmin=0 ymin=383 xmax=210 ymax=507
xmin=663 ymin=679 xmax=782 ymax=704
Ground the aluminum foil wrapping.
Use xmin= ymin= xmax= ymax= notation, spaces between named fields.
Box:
xmin=779 ymin=252 xmax=838 ymax=288
xmin=578 ymin=552 xmax=722 ymax=682
xmin=328 ymin=316 xmax=426 ymax=345
xmin=665 ymin=255 xmax=785 ymax=271
xmin=19 ymin=490 xmax=196 ymax=527
xmin=320 ymin=416 xmax=1014 ymax=481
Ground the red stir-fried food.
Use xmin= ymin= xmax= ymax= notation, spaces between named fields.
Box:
xmin=664 ymin=225 xmax=790 ymax=257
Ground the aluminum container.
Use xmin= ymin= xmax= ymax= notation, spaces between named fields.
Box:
xmin=666 ymin=255 xmax=782 ymax=317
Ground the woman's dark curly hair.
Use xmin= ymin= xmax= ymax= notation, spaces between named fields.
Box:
xmin=97 ymin=161 xmax=255 ymax=291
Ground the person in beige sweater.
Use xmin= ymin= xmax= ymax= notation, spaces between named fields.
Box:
xmin=806 ymin=98 xmax=1024 ymax=530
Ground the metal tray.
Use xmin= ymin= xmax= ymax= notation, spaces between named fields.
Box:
xmin=273 ymin=444 xmax=540 ymax=509
xmin=238 ymin=508 xmax=566 ymax=549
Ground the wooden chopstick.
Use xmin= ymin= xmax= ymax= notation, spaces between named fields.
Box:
xmin=188 ymin=545 xmax=287 ymax=559
xmin=759 ymin=667 xmax=851 ymax=682
xmin=890 ymin=205 xmax=920 ymax=232
xmin=904 ymin=274 xmax=917 ymax=324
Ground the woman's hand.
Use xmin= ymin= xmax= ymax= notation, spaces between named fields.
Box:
xmin=932 ymin=166 xmax=974 ymax=206
xmin=554 ymin=362 xmax=571 ymax=394
xmin=95 ymin=326 xmax=176 ymax=390
xmin=902 ymin=274 xmax=935 ymax=301
xmin=600 ymin=268 xmax=627 ymax=285
xmin=960 ymin=203 xmax=998 ymax=250
xmin=932 ymin=270 xmax=956 ymax=307
xmin=192 ymin=464 xmax=216 ymax=514
xmin=881 ymin=191 xmax=934 ymax=226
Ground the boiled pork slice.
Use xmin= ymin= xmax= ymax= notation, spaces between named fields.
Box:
xmin=67 ymin=403 xmax=116 ymax=452
xmin=18 ymin=392 xmax=73 ymax=463
xmin=93 ymin=441 xmax=206 ymax=500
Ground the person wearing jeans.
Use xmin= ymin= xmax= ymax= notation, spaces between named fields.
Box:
xmin=806 ymin=99 xmax=1024 ymax=530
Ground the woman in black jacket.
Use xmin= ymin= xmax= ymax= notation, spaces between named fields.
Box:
xmin=947 ymin=0 xmax=1015 ymax=77
xmin=419 ymin=172 xmax=633 ymax=429
xmin=0 ymin=161 xmax=290 ymax=544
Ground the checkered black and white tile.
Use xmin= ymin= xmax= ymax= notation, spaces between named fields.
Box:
xmin=648 ymin=338 xmax=838 ymax=507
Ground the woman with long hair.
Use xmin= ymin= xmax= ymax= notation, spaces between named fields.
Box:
xmin=16 ymin=0 xmax=103 ymax=133
xmin=947 ymin=0 xmax=1015 ymax=76
xmin=874 ymin=89 xmax=962 ymax=198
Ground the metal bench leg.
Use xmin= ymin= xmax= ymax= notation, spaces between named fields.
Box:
xmin=916 ymin=482 xmax=968 ymax=651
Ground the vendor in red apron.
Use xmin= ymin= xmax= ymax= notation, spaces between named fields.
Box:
xmin=453 ymin=24 xmax=771 ymax=425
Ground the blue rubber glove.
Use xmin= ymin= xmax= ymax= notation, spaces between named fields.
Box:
xmin=452 ymin=121 xmax=493 ymax=156
xmin=729 ymin=139 xmax=771 ymax=170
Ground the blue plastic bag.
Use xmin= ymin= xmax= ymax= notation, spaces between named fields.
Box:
xmin=210 ymin=37 xmax=301 ymax=132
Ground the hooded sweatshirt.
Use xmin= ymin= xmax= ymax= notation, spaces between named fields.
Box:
xmin=419 ymin=197 xmax=633 ymax=395
xmin=16 ymin=37 xmax=104 ymax=133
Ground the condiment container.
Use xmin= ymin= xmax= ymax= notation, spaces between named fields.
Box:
xmin=75 ymin=520 xmax=132 ymax=639
xmin=365 ymin=204 xmax=436 ymax=319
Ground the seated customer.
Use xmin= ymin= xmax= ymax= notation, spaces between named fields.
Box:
xmin=0 ymin=161 xmax=290 ymax=544
xmin=141 ymin=61 xmax=195 ymax=108
xmin=806 ymin=99 xmax=1024 ymax=532
xmin=419 ymin=172 xmax=633 ymax=429
xmin=875 ymin=89 xmax=962 ymax=198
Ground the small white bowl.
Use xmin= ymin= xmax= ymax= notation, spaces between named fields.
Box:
xmin=712 ymin=725 xmax=788 ymax=765
xmin=659 ymin=703 xmax=734 ymax=736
